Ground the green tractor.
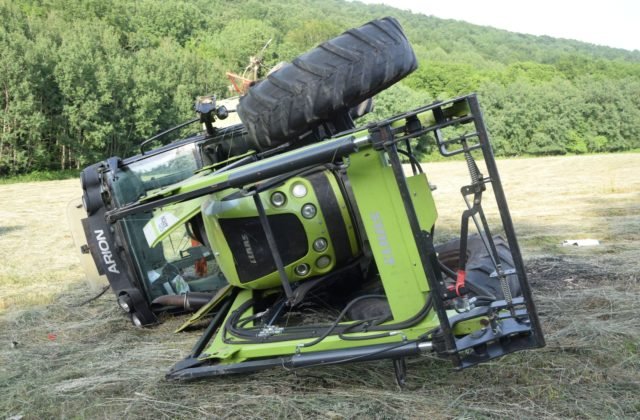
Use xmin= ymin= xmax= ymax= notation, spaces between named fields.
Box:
xmin=78 ymin=17 xmax=544 ymax=383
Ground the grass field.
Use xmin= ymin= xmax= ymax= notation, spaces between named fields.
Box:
xmin=1 ymin=154 xmax=639 ymax=419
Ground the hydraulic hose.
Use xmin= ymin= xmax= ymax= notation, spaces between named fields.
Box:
xmin=151 ymin=292 xmax=214 ymax=311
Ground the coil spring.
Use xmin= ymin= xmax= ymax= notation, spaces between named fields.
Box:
xmin=465 ymin=151 xmax=482 ymax=185
xmin=496 ymin=263 xmax=514 ymax=311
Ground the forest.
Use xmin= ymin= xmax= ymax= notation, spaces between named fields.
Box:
xmin=1 ymin=0 xmax=639 ymax=175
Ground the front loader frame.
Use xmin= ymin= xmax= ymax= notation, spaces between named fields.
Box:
xmin=108 ymin=94 xmax=545 ymax=380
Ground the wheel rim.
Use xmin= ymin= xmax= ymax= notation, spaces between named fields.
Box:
xmin=117 ymin=296 xmax=131 ymax=313
xmin=131 ymin=313 xmax=143 ymax=328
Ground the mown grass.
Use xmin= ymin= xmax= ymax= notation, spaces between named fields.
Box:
xmin=1 ymin=154 xmax=639 ymax=419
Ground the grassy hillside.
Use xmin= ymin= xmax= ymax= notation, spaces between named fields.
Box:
xmin=1 ymin=154 xmax=639 ymax=418
xmin=1 ymin=0 xmax=639 ymax=175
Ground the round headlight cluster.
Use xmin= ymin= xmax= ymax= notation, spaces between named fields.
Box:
xmin=301 ymin=203 xmax=317 ymax=219
xmin=270 ymin=191 xmax=286 ymax=207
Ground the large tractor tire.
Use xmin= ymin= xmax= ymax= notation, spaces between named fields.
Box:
xmin=80 ymin=163 xmax=102 ymax=191
xmin=82 ymin=186 xmax=103 ymax=216
xmin=237 ymin=16 xmax=418 ymax=150
xmin=436 ymin=235 xmax=522 ymax=300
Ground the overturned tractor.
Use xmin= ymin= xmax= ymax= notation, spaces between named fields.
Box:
xmin=72 ymin=17 xmax=544 ymax=384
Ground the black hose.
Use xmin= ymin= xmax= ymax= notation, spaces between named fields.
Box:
xmin=151 ymin=292 xmax=215 ymax=311
xmin=224 ymin=294 xmax=386 ymax=344
xmin=298 ymin=294 xmax=387 ymax=349
xmin=338 ymin=295 xmax=433 ymax=341
xmin=397 ymin=149 xmax=424 ymax=174
xmin=224 ymin=293 xmax=433 ymax=345
xmin=73 ymin=285 xmax=110 ymax=307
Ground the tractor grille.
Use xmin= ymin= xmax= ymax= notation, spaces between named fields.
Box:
xmin=220 ymin=214 xmax=308 ymax=283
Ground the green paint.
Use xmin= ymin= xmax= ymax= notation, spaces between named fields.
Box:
xmin=202 ymin=170 xmax=358 ymax=289
xmin=346 ymin=151 xmax=436 ymax=320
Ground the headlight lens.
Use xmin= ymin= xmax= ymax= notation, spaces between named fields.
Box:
xmin=292 ymin=183 xmax=307 ymax=198
xmin=294 ymin=263 xmax=310 ymax=277
xmin=301 ymin=203 xmax=317 ymax=219
xmin=313 ymin=238 xmax=328 ymax=252
xmin=316 ymin=256 xmax=331 ymax=269
xmin=270 ymin=191 xmax=286 ymax=207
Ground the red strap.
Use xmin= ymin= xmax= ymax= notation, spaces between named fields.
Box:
xmin=191 ymin=239 xmax=208 ymax=277
xmin=455 ymin=270 xmax=466 ymax=296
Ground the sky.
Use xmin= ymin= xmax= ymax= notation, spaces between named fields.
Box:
xmin=357 ymin=0 xmax=640 ymax=51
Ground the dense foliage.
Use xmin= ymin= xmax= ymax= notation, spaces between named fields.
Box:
xmin=1 ymin=0 xmax=639 ymax=174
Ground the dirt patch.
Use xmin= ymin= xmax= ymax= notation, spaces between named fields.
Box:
xmin=527 ymin=255 xmax=639 ymax=292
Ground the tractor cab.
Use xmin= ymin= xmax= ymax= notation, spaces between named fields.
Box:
xmin=71 ymin=97 xmax=244 ymax=325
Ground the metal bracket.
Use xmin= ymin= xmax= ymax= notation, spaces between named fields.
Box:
xmin=393 ymin=357 xmax=408 ymax=388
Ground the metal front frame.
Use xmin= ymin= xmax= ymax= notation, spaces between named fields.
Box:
xmin=106 ymin=94 xmax=545 ymax=378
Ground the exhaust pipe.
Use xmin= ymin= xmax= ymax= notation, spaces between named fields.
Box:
xmin=152 ymin=292 xmax=214 ymax=312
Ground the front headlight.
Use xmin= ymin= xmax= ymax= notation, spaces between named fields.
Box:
xmin=301 ymin=203 xmax=317 ymax=219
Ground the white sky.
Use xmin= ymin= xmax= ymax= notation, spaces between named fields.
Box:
xmin=358 ymin=0 xmax=640 ymax=51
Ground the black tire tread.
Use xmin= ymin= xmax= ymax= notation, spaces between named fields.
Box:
xmin=237 ymin=17 xmax=418 ymax=150
xmin=82 ymin=187 xmax=103 ymax=216
xmin=80 ymin=163 xmax=101 ymax=191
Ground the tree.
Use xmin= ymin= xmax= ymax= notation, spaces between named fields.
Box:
xmin=0 ymin=0 xmax=639 ymax=174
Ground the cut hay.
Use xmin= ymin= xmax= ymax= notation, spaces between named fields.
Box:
xmin=1 ymin=154 xmax=639 ymax=418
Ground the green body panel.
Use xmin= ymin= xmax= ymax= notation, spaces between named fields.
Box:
xmin=202 ymin=170 xmax=358 ymax=289
xmin=452 ymin=316 xmax=486 ymax=335
xmin=407 ymin=174 xmax=438 ymax=232
xmin=125 ymin=98 xmax=492 ymax=366
xmin=345 ymin=152 xmax=437 ymax=321
xmin=198 ymin=149 xmax=443 ymax=363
